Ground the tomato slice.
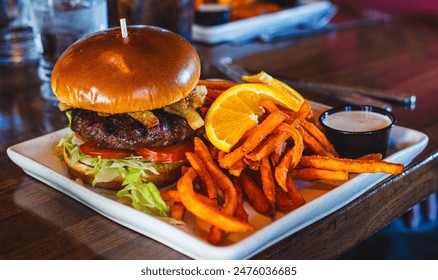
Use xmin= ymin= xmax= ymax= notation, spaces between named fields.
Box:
xmin=79 ymin=142 xmax=132 ymax=159
xmin=135 ymin=141 xmax=194 ymax=163
xmin=74 ymin=133 xmax=88 ymax=142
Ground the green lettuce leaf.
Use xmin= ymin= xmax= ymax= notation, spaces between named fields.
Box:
xmin=58 ymin=133 xmax=184 ymax=222
xmin=116 ymin=182 xmax=168 ymax=217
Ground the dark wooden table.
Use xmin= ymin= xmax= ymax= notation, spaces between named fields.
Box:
xmin=1 ymin=7 xmax=437 ymax=259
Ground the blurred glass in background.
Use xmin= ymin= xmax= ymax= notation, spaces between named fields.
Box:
xmin=30 ymin=0 xmax=108 ymax=104
xmin=116 ymin=0 xmax=194 ymax=41
xmin=0 ymin=0 xmax=39 ymax=66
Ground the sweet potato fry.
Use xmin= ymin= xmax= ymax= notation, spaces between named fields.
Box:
xmin=275 ymin=123 xmax=304 ymax=191
xmin=199 ymin=106 xmax=209 ymax=118
xmin=218 ymin=149 xmax=247 ymax=176
xmin=271 ymin=140 xmax=287 ymax=165
xmin=274 ymin=152 xmax=291 ymax=192
xmin=160 ymin=189 xmax=181 ymax=202
xmin=194 ymin=137 xmax=238 ymax=215
xmin=219 ymin=110 xmax=289 ymax=169
xmin=190 ymin=141 xmax=247 ymax=244
xmin=259 ymin=99 xmax=295 ymax=117
xmin=299 ymin=155 xmax=405 ymax=174
xmin=233 ymin=178 xmax=249 ymax=222
xmin=298 ymin=125 xmax=334 ymax=157
xmin=161 ymin=189 xmax=221 ymax=208
xmin=185 ymin=152 xmax=218 ymax=199
xmin=198 ymin=79 xmax=238 ymax=91
xmin=242 ymin=157 xmax=260 ymax=170
xmin=228 ymin=158 xmax=247 ymax=177
xmin=287 ymin=99 xmax=312 ymax=125
xmin=194 ymin=138 xmax=232 ymax=190
xmin=291 ymin=168 xmax=349 ymax=181
xmin=197 ymin=80 xmax=238 ymax=100
xmin=357 ymin=153 xmax=383 ymax=161
xmin=276 ymin=123 xmax=304 ymax=169
xmin=259 ymin=157 xmax=276 ymax=207
xmin=161 ymin=176 xmax=220 ymax=208
xmin=207 ymin=225 xmax=225 ymax=244
xmin=204 ymin=89 xmax=223 ymax=100
xmin=208 ymin=208 xmax=226 ymax=245
xmin=259 ymin=99 xmax=281 ymax=113
xmin=177 ymin=167 xmax=254 ymax=232
xmin=275 ymin=185 xmax=295 ymax=212
xmin=170 ymin=202 xmax=186 ymax=221
xmin=301 ymin=119 xmax=338 ymax=157
xmin=181 ymin=165 xmax=190 ymax=175
xmin=217 ymin=150 xmax=226 ymax=161
xmin=286 ymin=173 xmax=306 ymax=209
xmin=245 ymin=131 xmax=289 ymax=162
xmin=238 ymin=171 xmax=272 ymax=215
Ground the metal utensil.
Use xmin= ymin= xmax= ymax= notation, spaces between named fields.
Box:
xmin=278 ymin=76 xmax=416 ymax=109
xmin=215 ymin=57 xmax=415 ymax=111
xmin=216 ymin=57 xmax=392 ymax=110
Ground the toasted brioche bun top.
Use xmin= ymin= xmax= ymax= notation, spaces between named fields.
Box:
xmin=51 ymin=26 xmax=201 ymax=114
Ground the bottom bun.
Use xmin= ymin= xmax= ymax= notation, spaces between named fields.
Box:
xmin=63 ymin=147 xmax=184 ymax=190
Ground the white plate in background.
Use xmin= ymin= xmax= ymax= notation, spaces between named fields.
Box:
xmin=192 ymin=1 xmax=337 ymax=44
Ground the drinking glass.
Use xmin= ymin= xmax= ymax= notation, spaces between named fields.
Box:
xmin=117 ymin=0 xmax=194 ymax=42
xmin=0 ymin=0 xmax=39 ymax=65
xmin=30 ymin=0 xmax=108 ymax=104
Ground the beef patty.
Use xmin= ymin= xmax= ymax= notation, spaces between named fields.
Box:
xmin=70 ymin=109 xmax=194 ymax=150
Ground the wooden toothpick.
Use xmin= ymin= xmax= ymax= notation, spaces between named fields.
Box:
xmin=120 ymin=18 xmax=128 ymax=39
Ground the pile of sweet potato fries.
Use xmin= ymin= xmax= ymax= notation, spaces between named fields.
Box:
xmin=160 ymin=80 xmax=404 ymax=245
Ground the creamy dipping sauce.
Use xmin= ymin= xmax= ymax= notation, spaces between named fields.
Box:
xmin=322 ymin=111 xmax=392 ymax=132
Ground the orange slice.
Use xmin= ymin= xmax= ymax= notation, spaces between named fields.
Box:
xmin=242 ymin=71 xmax=304 ymax=110
xmin=205 ymin=83 xmax=303 ymax=152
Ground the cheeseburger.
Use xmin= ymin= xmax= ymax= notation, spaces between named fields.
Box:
xmin=53 ymin=26 xmax=205 ymax=189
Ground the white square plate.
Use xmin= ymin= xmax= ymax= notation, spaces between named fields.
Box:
xmin=7 ymin=102 xmax=428 ymax=259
